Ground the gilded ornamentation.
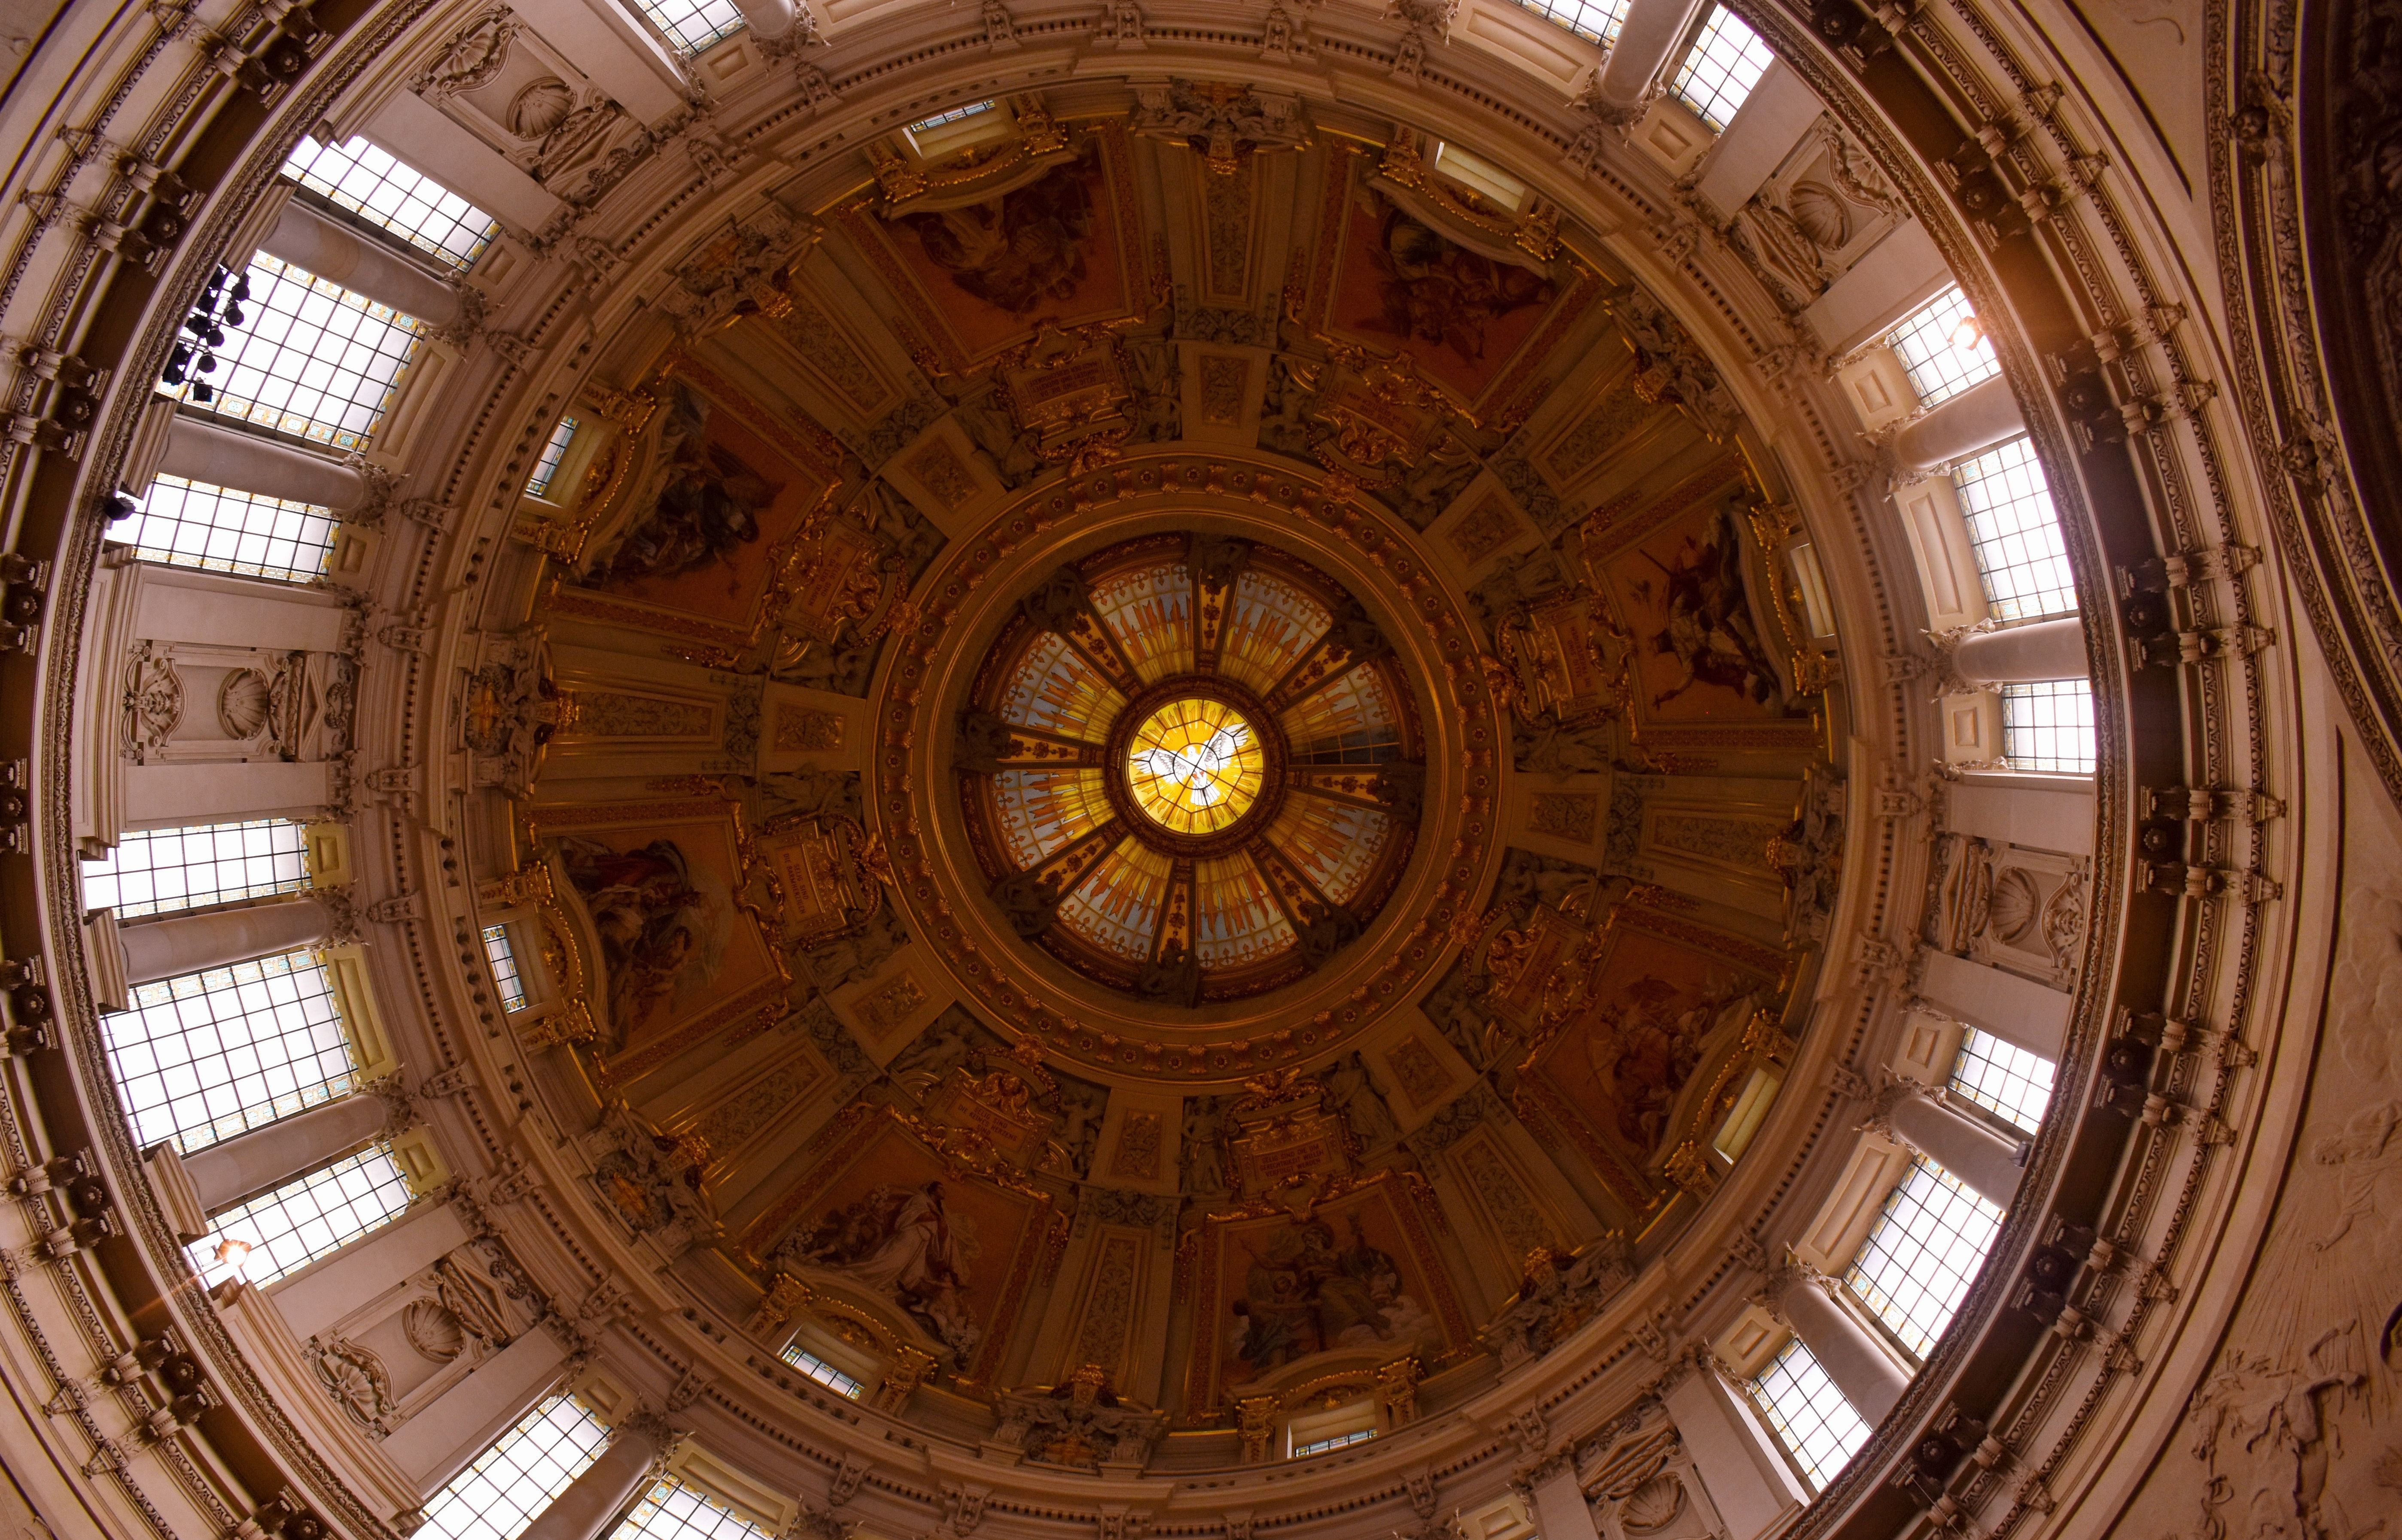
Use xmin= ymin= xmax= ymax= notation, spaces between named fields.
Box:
xmin=1446 ymin=493 xmax=1523 ymax=565
xmin=1108 ymin=1112 xmax=1164 ymax=1181
xmin=774 ymin=705 xmax=845 ymax=751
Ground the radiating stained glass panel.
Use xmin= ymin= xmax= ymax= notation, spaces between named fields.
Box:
xmin=1193 ymin=854 xmax=1295 ymax=967
xmin=1091 ymin=562 xmax=1194 ymax=683
xmin=1281 ymin=664 xmax=1403 ymax=763
xmin=1267 ymin=798 xmax=1389 ymax=906
xmin=1057 ymin=839 xmax=1173 ymax=960
xmin=989 ymin=768 xmax=1114 ymax=869
xmin=1216 ymin=570 xmax=1332 ymax=696
xmin=997 ymin=631 xmax=1125 ymax=741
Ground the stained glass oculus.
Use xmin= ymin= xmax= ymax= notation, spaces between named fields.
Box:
xmin=1126 ymin=699 xmax=1265 ymax=835
xmin=960 ymin=535 xmax=1424 ymax=1002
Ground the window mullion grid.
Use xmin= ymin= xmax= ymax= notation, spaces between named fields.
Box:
xmin=415 ymin=1394 xmax=611 ymax=1540
xmin=80 ymin=819 xmax=312 ymax=917
xmin=616 ymin=1476 xmax=774 ymax=1540
xmin=1841 ymin=1156 xmax=2004 ymax=1362
xmin=188 ymin=1142 xmax=411 ymax=1287
xmin=167 ymin=254 xmax=423 ymax=452
xmin=280 ymin=135 xmax=497 ymax=272
xmin=1747 ymin=1335 xmax=1869 ymax=1491
xmin=103 ymin=950 xmax=355 ymax=1155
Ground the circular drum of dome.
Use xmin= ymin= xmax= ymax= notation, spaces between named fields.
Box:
xmin=956 ymin=532 xmax=1423 ymax=1005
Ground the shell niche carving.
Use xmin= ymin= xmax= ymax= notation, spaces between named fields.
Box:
xmin=508 ymin=77 xmax=575 ymax=140
xmin=217 ymin=668 xmax=273 ymax=739
xmin=1619 ymin=1471 xmax=1685 ymax=1533
xmin=403 ymin=1298 xmax=468 ymax=1363
xmin=1986 ymin=867 xmax=2044 ymax=944
xmin=1787 ymin=181 xmax=1851 ymax=251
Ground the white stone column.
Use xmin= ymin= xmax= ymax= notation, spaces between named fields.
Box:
xmin=1884 ymin=1087 xmax=2026 ymax=1206
xmin=1766 ymin=1264 xmax=1909 ymax=1423
xmin=1892 ymin=375 xmax=2025 ymax=473
xmin=257 ymin=198 xmax=463 ymax=326
xmin=383 ymin=1330 xmax=570 ymax=1491
xmin=116 ymin=898 xmax=332 ymax=986
xmin=158 ymin=413 xmax=369 ymax=510
xmin=518 ymin=1416 xmax=672 ymax=1540
xmin=1589 ymin=0 xmax=1711 ymax=115
xmin=731 ymin=0 xmax=799 ymax=37
xmin=1952 ymin=617 xmax=2088 ymax=685
xmin=1917 ymin=952 xmax=2072 ymax=1061
xmin=1943 ymin=779 xmax=2096 ymax=857
xmin=1527 ymin=1460 xmax=1601 ymax=1540
xmin=182 ymin=1092 xmax=390 ymax=1214
xmin=125 ymin=762 xmax=335 ymax=832
xmin=1660 ymin=1358 xmax=1808 ymax=1540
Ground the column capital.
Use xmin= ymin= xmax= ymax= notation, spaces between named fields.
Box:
xmin=1750 ymin=1253 xmax=1835 ymax=1324
xmin=1850 ymin=1072 xmax=1925 ymax=1139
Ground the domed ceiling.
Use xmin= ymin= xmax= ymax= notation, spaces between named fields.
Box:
xmin=473 ymin=85 xmax=1844 ymax=1444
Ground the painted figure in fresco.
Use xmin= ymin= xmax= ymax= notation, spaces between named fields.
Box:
xmin=784 ymin=1181 xmax=982 ymax=1364
xmin=902 ymin=159 xmax=1097 ymax=316
xmin=1635 ymin=508 xmax=1785 ymax=712
xmin=1579 ymin=981 xmax=1757 ymax=1151
xmin=1227 ymin=1214 xmax=1430 ymax=1373
xmin=585 ymin=387 xmax=776 ymax=591
xmin=555 ymin=835 xmax=728 ymax=1049
xmin=1361 ymin=200 xmax=1554 ymax=366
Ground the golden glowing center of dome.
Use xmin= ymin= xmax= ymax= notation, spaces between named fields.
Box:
xmin=1126 ymin=699 xmax=1265 ymax=835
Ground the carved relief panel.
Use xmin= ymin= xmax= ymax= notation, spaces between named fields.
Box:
xmin=1722 ymin=117 xmax=1906 ymax=315
xmin=305 ymin=1237 xmax=542 ymax=1440
xmin=408 ymin=6 xmax=655 ymax=209
xmin=1581 ymin=1410 xmax=1723 ymax=1540
xmin=1930 ymin=833 xmax=2089 ymax=990
xmin=121 ymin=641 xmax=355 ymax=765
